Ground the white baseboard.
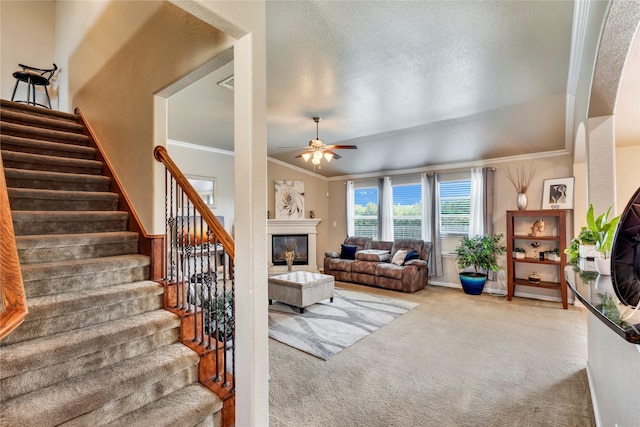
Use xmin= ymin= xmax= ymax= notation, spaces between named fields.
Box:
xmin=586 ymin=365 xmax=602 ymax=427
xmin=428 ymin=280 xmax=572 ymax=304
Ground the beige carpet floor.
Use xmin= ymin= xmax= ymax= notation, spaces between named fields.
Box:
xmin=269 ymin=282 xmax=595 ymax=427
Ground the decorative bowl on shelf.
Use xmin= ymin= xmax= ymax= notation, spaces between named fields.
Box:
xmin=528 ymin=272 xmax=541 ymax=284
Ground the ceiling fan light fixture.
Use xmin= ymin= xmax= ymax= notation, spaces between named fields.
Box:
xmin=301 ymin=152 xmax=312 ymax=162
xmin=312 ymin=157 xmax=321 ymax=165
xmin=324 ymin=152 xmax=334 ymax=162
xmin=313 ymin=150 xmax=323 ymax=160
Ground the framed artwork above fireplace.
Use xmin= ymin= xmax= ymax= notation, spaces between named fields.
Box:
xmin=275 ymin=180 xmax=304 ymax=219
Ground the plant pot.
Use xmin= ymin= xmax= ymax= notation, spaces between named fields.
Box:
xmin=459 ymin=272 xmax=487 ymax=295
xmin=595 ymin=258 xmax=611 ymax=276
xmin=579 ymin=245 xmax=602 ymax=259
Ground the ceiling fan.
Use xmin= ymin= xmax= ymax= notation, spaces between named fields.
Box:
xmin=294 ymin=117 xmax=357 ymax=165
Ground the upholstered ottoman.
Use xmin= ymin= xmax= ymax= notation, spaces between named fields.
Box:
xmin=268 ymin=271 xmax=334 ymax=313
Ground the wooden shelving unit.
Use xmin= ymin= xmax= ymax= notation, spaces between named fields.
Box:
xmin=506 ymin=209 xmax=570 ymax=309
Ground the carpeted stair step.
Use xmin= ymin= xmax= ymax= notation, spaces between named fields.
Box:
xmin=21 ymin=254 xmax=150 ymax=298
xmin=1 ymin=280 xmax=164 ymax=347
xmin=16 ymin=231 xmax=139 ymax=264
xmin=0 ymin=121 xmax=90 ymax=146
xmin=8 ymin=188 xmax=118 ymax=211
xmin=4 ymin=168 xmax=110 ymax=192
xmin=12 ymin=210 xmax=128 ymax=235
xmin=0 ymin=342 xmax=200 ymax=426
xmin=1 ymin=134 xmax=96 ymax=159
xmin=0 ymin=310 xmax=179 ymax=401
xmin=0 ymin=108 xmax=84 ymax=134
xmin=0 ymin=99 xmax=78 ymax=122
xmin=105 ymin=383 xmax=222 ymax=427
xmin=1 ymin=151 xmax=102 ymax=175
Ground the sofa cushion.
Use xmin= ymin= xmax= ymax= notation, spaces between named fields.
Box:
xmin=403 ymin=250 xmax=420 ymax=265
xmin=372 ymin=240 xmax=393 ymax=252
xmin=391 ymin=250 xmax=407 ymax=265
xmin=390 ymin=238 xmax=425 ymax=260
xmin=340 ymin=244 xmax=358 ymax=260
xmin=326 ymin=258 xmax=355 ymax=273
xmin=343 ymin=236 xmax=373 ymax=252
xmin=376 ymin=262 xmax=404 ymax=280
xmin=355 ymin=249 xmax=391 ymax=262
xmin=353 ymin=259 xmax=378 ymax=275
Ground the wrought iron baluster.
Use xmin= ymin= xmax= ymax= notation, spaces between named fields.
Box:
xmin=205 ymin=226 xmax=213 ymax=350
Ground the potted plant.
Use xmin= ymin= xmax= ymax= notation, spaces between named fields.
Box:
xmin=585 ymin=204 xmax=620 ymax=275
xmin=454 ymin=234 xmax=506 ymax=295
xmin=545 ymin=248 xmax=561 ymax=262
xmin=565 ymin=226 xmax=597 ymax=270
xmin=513 ymin=247 xmax=525 ymax=259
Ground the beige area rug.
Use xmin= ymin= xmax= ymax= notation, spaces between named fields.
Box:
xmin=268 ymin=288 xmax=418 ymax=360
xmin=269 ymin=282 xmax=595 ymax=427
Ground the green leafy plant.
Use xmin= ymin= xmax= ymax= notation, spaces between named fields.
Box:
xmin=513 ymin=247 xmax=525 ymax=253
xmin=565 ymin=228 xmax=595 ymax=264
xmin=455 ymin=234 xmax=506 ymax=277
xmin=576 ymin=226 xmax=597 ymax=245
xmin=564 ymin=238 xmax=580 ymax=265
xmin=586 ymin=204 xmax=621 ymax=257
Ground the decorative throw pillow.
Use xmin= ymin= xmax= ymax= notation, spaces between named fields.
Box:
xmin=391 ymin=250 xmax=408 ymax=265
xmin=340 ymin=244 xmax=358 ymax=260
xmin=403 ymin=250 xmax=420 ymax=265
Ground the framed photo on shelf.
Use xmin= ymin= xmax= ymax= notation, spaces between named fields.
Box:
xmin=542 ymin=177 xmax=574 ymax=210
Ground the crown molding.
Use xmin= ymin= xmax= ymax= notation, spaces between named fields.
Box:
xmin=167 ymin=139 xmax=234 ymax=156
xmin=326 ymin=149 xmax=571 ymax=181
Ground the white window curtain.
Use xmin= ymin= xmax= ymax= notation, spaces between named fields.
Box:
xmin=468 ymin=167 xmax=496 ymax=278
xmin=469 ymin=167 xmax=485 ymax=237
xmin=380 ymin=177 xmax=394 ymax=240
xmin=422 ymin=172 xmax=443 ymax=277
xmin=346 ymin=180 xmax=355 ymax=237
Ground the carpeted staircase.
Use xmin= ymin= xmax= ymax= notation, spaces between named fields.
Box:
xmin=0 ymin=99 xmax=222 ymax=426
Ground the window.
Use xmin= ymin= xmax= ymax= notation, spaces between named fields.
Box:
xmin=392 ymin=183 xmax=422 ymax=239
xmin=354 ymin=185 xmax=378 ymax=239
xmin=439 ymin=179 xmax=471 ymax=235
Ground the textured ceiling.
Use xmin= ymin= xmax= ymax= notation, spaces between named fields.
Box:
xmin=169 ymin=1 xmax=576 ymax=177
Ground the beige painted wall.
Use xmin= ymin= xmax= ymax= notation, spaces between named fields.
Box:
xmin=1 ymin=0 xmax=56 ymax=106
xmin=71 ymin=2 xmax=234 ymax=234
xmin=267 ymin=160 xmax=329 ymax=269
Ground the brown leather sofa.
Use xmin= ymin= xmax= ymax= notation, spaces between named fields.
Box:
xmin=323 ymin=236 xmax=431 ymax=293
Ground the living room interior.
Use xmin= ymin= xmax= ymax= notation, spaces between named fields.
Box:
xmin=1 ymin=1 xmax=639 ymax=426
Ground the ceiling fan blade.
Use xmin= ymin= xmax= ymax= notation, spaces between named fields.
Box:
xmin=324 ymin=144 xmax=358 ymax=150
xmin=294 ymin=149 xmax=313 ymax=158
xmin=324 ymin=149 xmax=342 ymax=160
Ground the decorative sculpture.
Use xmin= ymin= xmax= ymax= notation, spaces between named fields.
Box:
xmin=530 ymin=219 xmax=545 ymax=237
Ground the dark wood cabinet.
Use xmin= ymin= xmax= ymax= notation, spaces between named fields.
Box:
xmin=506 ymin=209 xmax=570 ymax=309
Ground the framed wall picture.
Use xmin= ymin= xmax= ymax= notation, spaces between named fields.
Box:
xmin=274 ymin=180 xmax=305 ymax=219
xmin=542 ymin=177 xmax=574 ymax=209
xmin=186 ymin=175 xmax=216 ymax=208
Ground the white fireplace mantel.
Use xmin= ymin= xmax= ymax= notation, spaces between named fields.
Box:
xmin=268 ymin=219 xmax=321 ymax=273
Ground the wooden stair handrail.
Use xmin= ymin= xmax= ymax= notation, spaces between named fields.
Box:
xmin=153 ymin=146 xmax=235 ymax=260
xmin=0 ymin=151 xmax=28 ymax=340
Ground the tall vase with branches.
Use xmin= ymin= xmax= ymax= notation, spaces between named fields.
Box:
xmin=506 ymin=164 xmax=535 ymax=210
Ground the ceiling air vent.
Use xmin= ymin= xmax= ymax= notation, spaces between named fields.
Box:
xmin=217 ymin=75 xmax=234 ymax=91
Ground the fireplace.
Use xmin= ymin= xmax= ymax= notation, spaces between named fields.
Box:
xmin=271 ymin=234 xmax=308 ymax=266
xmin=267 ymin=219 xmax=321 ymax=273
